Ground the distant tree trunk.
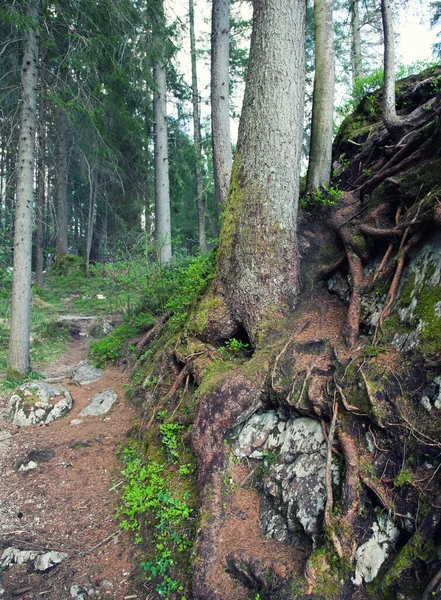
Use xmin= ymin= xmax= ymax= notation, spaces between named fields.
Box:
xmin=214 ymin=0 xmax=306 ymax=342
xmin=211 ymin=0 xmax=232 ymax=210
xmin=56 ymin=110 xmax=69 ymax=255
xmin=35 ymin=49 xmax=46 ymax=286
xmin=381 ymin=0 xmax=402 ymax=134
xmin=8 ymin=0 xmax=40 ymax=376
xmin=189 ymin=0 xmax=206 ymax=254
xmin=306 ymin=0 xmax=335 ymax=192
xmin=153 ymin=4 xmax=172 ymax=265
xmin=84 ymin=159 xmax=97 ymax=277
xmin=350 ymin=0 xmax=362 ymax=86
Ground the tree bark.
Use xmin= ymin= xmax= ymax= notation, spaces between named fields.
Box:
xmin=350 ymin=0 xmax=362 ymax=86
xmin=189 ymin=0 xmax=206 ymax=254
xmin=35 ymin=49 xmax=46 ymax=286
xmin=306 ymin=0 xmax=335 ymax=192
xmin=211 ymin=0 xmax=232 ymax=210
xmin=153 ymin=3 xmax=172 ymax=265
xmin=216 ymin=0 xmax=306 ymax=343
xmin=8 ymin=0 xmax=40 ymax=376
xmin=56 ymin=110 xmax=69 ymax=255
xmin=381 ymin=0 xmax=402 ymax=134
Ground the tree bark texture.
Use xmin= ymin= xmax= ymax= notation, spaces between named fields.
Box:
xmin=216 ymin=0 xmax=306 ymax=343
xmin=306 ymin=0 xmax=335 ymax=192
xmin=8 ymin=0 xmax=40 ymax=375
xmin=211 ymin=0 xmax=232 ymax=210
xmin=153 ymin=32 xmax=172 ymax=264
xmin=189 ymin=0 xmax=206 ymax=254
xmin=56 ymin=110 xmax=69 ymax=255
xmin=35 ymin=49 xmax=46 ymax=286
xmin=350 ymin=0 xmax=362 ymax=86
xmin=381 ymin=0 xmax=402 ymax=133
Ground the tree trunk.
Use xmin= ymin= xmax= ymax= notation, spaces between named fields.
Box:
xmin=211 ymin=0 xmax=232 ymax=210
xmin=215 ymin=0 xmax=306 ymax=344
xmin=8 ymin=0 xmax=40 ymax=376
xmin=350 ymin=0 xmax=362 ymax=86
xmin=84 ymin=160 xmax=97 ymax=277
xmin=35 ymin=49 xmax=46 ymax=286
xmin=306 ymin=0 xmax=335 ymax=192
xmin=153 ymin=6 xmax=172 ymax=265
xmin=189 ymin=0 xmax=206 ymax=254
xmin=381 ymin=0 xmax=402 ymax=134
xmin=56 ymin=110 xmax=69 ymax=255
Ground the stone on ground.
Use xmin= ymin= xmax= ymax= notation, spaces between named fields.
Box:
xmin=71 ymin=361 xmax=103 ymax=385
xmin=79 ymin=389 xmax=118 ymax=416
xmin=7 ymin=382 xmax=73 ymax=427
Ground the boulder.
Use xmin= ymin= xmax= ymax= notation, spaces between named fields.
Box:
xmin=34 ymin=551 xmax=67 ymax=572
xmin=7 ymin=382 xmax=73 ymax=426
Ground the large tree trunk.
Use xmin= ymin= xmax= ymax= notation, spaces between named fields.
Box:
xmin=189 ymin=0 xmax=206 ymax=254
xmin=215 ymin=0 xmax=306 ymax=343
xmin=381 ymin=0 xmax=402 ymax=134
xmin=8 ymin=0 xmax=40 ymax=376
xmin=153 ymin=5 xmax=172 ymax=265
xmin=306 ymin=0 xmax=335 ymax=192
xmin=211 ymin=0 xmax=232 ymax=210
xmin=350 ymin=0 xmax=362 ymax=86
xmin=35 ymin=49 xmax=46 ymax=286
xmin=56 ymin=110 xmax=69 ymax=255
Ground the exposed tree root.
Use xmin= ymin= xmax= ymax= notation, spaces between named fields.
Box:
xmin=324 ymin=398 xmax=344 ymax=559
xmin=135 ymin=312 xmax=171 ymax=354
xmin=423 ymin=566 xmax=441 ymax=600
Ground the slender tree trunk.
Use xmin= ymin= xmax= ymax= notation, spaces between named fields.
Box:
xmin=216 ymin=0 xmax=306 ymax=343
xmin=211 ymin=0 xmax=232 ymax=210
xmin=8 ymin=0 xmax=40 ymax=376
xmin=84 ymin=160 xmax=97 ymax=277
xmin=306 ymin=0 xmax=335 ymax=192
xmin=381 ymin=0 xmax=402 ymax=133
xmin=350 ymin=0 xmax=362 ymax=86
xmin=153 ymin=5 xmax=172 ymax=265
xmin=35 ymin=49 xmax=46 ymax=286
xmin=56 ymin=110 xmax=69 ymax=255
xmin=189 ymin=0 xmax=206 ymax=254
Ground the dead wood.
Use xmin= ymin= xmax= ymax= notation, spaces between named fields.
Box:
xmin=135 ymin=311 xmax=171 ymax=354
xmin=324 ymin=398 xmax=344 ymax=559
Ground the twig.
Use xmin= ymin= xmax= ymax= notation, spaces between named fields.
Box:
xmin=240 ymin=468 xmax=256 ymax=488
xmin=78 ymin=531 xmax=120 ymax=556
xmin=324 ymin=397 xmax=343 ymax=559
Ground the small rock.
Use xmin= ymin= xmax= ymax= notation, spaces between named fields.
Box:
xmin=70 ymin=419 xmax=83 ymax=425
xmin=70 ymin=585 xmax=88 ymax=599
xmin=71 ymin=361 xmax=103 ymax=385
xmin=1 ymin=547 xmax=40 ymax=567
xmin=79 ymin=389 xmax=118 ymax=417
xmin=34 ymin=551 xmax=67 ymax=572
xmin=18 ymin=460 xmax=38 ymax=472
xmin=420 ymin=396 xmax=432 ymax=412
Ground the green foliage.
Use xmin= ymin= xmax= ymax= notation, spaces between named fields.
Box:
xmin=219 ymin=337 xmax=250 ymax=360
xmin=394 ymin=468 xmax=414 ymax=487
xmin=159 ymin=423 xmax=184 ymax=460
xmin=118 ymin=432 xmax=194 ymax=599
xmin=301 ymin=185 xmax=343 ymax=209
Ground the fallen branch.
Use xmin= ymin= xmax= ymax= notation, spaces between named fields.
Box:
xmin=78 ymin=531 xmax=120 ymax=556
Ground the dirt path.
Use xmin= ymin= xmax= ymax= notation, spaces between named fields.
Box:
xmin=0 ymin=323 xmax=140 ymax=599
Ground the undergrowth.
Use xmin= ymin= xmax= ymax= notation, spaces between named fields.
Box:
xmin=117 ymin=424 xmax=196 ymax=600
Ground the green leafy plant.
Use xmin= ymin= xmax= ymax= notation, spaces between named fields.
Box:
xmin=159 ymin=423 xmax=183 ymax=459
xmin=300 ymin=185 xmax=343 ymax=210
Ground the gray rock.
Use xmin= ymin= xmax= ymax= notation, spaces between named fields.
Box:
xmin=70 ymin=418 xmax=83 ymax=425
xmin=420 ymin=396 xmax=432 ymax=412
xmin=70 ymin=585 xmax=88 ymax=600
xmin=1 ymin=547 xmax=40 ymax=567
xmin=279 ymin=417 xmax=325 ymax=460
xmin=232 ymin=410 xmax=283 ymax=459
xmin=353 ymin=513 xmax=400 ymax=585
xmin=7 ymin=381 xmax=73 ymax=427
xmin=18 ymin=460 xmax=38 ymax=472
xmin=391 ymin=331 xmax=419 ymax=353
xmin=79 ymin=389 xmax=118 ymax=416
xmin=71 ymin=361 xmax=103 ymax=385
xmin=34 ymin=551 xmax=67 ymax=572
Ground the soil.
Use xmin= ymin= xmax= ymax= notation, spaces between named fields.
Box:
xmin=0 ymin=322 xmax=140 ymax=600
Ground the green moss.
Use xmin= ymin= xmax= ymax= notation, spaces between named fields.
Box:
xmin=187 ymin=292 xmax=222 ymax=336
xmin=381 ymin=532 xmax=434 ymax=593
xmin=393 ymin=467 xmax=414 ymax=487
xmin=413 ymin=282 xmax=441 ymax=355
xmin=400 ymin=272 xmax=416 ymax=307
xmin=217 ymin=155 xmax=245 ymax=265
xmin=306 ymin=546 xmax=351 ymax=599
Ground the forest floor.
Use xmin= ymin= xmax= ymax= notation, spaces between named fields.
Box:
xmin=0 ymin=318 xmax=141 ymax=600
